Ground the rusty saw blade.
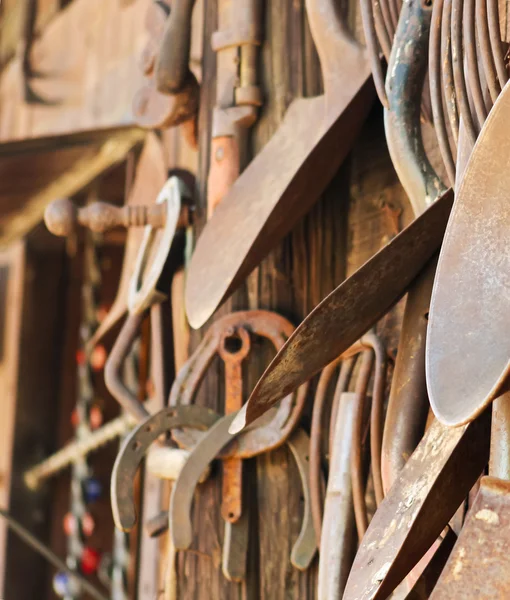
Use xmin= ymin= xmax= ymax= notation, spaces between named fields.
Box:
xmin=230 ymin=189 xmax=453 ymax=433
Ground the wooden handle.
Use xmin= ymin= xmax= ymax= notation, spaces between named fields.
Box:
xmin=207 ymin=136 xmax=241 ymax=219
xmin=155 ymin=0 xmax=196 ymax=94
xmin=44 ymin=198 xmax=167 ymax=237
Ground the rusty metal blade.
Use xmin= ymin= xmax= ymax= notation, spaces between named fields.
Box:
xmin=230 ymin=190 xmax=454 ymax=433
xmin=426 ymin=79 xmax=510 ymax=427
xmin=184 ymin=0 xmax=374 ymax=330
xmin=341 ymin=411 xmax=490 ymax=600
xmin=185 ymin=85 xmax=373 ymax=329
xmin=429 ymin=476 xmax=510 ymax=599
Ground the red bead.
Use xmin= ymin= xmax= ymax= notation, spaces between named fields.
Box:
xmin=63 ymin=512 xmax=77 ymax=536
xmin=89 ymin=405 xmax=103 ymax=430
xmin=76 ymin=349 xmax=86 ymax=366
xmin=81 ymin=513 xmax=95 ymax=537
xmin=63 ymin=512 xmax=95 ymax=537
xmin=90 ymin=345 xmax=107 ymax=371
xmin=70 ymin=408 xmax=80 ymax=428
xmin=81 ymin=547 xmax=101 ymax=575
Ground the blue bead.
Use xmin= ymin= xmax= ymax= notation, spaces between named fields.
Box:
xmin=52 ymin=572 xmax=70 ymax=596
xmin=83 ymin=477 xmax=102 ymax=503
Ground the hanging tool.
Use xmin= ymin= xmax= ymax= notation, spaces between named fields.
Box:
xmin=155 ymin=0 xmax=197 ymax=95
xmin=318 ymin=391 xmax=358 ymax=599
xmin=184 ymin=0 xmax=374 ymax=329
xmin=229 ymin=189 xmax=452 ymax=433
xmin=427 ymin=79 xmax=510 ymax=427
xmin=428 ymin=393 xmax=510 ymax=598
xmin=43 ymin=135 xmax=168 ymax=349
xmin=133 ymin=0 xmax=199 ymax=144
xmin=231 ymin=0 xmax=455 ymax=433
xmin=110 ymin=311 xmax=314 ymax=574
xmin=206 ymin=0 xmax=262 ymax=218
xmin=23 ymin=403 xmax=204 ymax=490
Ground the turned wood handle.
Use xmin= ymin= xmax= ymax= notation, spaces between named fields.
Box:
xmin=155 ymin=0 xmax=196 ymax=94
xmin=44 ymin=198 xmax=167 ymax=237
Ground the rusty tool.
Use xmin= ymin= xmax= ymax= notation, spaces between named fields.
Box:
xmin=102 ymin=175 xmax=190 ymax=421
xmin=381 ymin=259 xmax=433 ymax=494
xmin=310 ymin=356 xmax=355 ymax=545
xmin=428 ymin=393 xmax=510 ymax=598
xmin=133 ymin=0 xmax=199 ymax=143
xmin=155 ymin=0 xmax=196 ymax=95
xmin=111 ymin=405 xmax=220 ymax=531
xmin=110 ymin=311 xmax=313 ymax=572
xmin=341 ymin=410 xmax=490 ymax=600
xmin=317 ymin=331 xmax=387 ymax=599
xmin=207 ymin=0 xmax=262 ymax=218
xmin=426 ymin=79 xmax=510 ymax=428
xmin=184 ymin=0 xmax=374 ymax=329
xmin=318 ymin=391 xmax=358 ymax=600
xmin=230 ymin=188 xmax=453 ymax=433
xmin=43 ymin=134 xmax=168 ymax=348
xmin=232 ymin=0 xmax=453 ymax=433
xmin=169 ymin=419 xmax=318 ymax=572
xmin=167 ymin=311 xmax=313 ymax=578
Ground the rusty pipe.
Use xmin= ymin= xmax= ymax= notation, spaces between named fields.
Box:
xmin=361 ymin=331 xmax=387 ymax=506
xmin=381 ymin=258 xmax=435 ymax=494
xmin=351 ymin=349 xmax=375 ymax=539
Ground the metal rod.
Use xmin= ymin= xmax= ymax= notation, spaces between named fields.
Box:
xmin=487 ymin=0 xmax=509 ymax=86
xmin=441 ymin=0 xmax=460 ymax=145
xmin=451 ymin=0 xmax=478 ymax=143
xmin=464 ymin=0 xmax=489 ymax=127
xmin=429 ymin=0 xmax=456 ymax=185
xmin=476 ymin=0 xmax=501 ymax=102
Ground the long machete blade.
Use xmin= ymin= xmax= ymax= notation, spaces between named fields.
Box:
xmin=230 ymin=188 xmax=453 ymax=433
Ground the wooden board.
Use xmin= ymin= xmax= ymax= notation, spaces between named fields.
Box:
xmin=0 ymin=242 xmax=26 ymax=596
xmin=0 ymin=0 xmax=149 ymax=140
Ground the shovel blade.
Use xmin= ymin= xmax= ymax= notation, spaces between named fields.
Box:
xmin=429 ymin=476 xmax=510 ymax=599
xmin=231 ymin=189 xmax=453 ymax=432
xmin=342 ymin=411 xmax=490 ymax=600
xmin=185 ymin=73 xmax=374 ymax=330
xmin=426 ymin=80 xmax=510 ymax=427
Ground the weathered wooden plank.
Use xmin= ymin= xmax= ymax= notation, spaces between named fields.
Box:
xmin=0 ymin=0 xmax=149 ymax=140
xmin=0 ymin=242 xmax=26 ymax=596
